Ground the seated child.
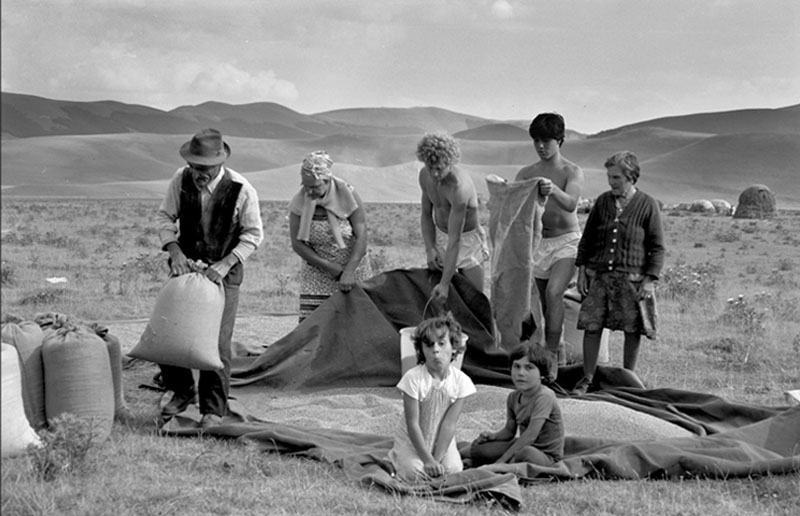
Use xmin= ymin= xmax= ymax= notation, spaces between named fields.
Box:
xmin=388 ymin=312 xmax=476 ymax=482
xmin=460 ymin=343 xmax=564 ymax=467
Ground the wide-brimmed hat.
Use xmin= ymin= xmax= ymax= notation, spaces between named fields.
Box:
xmin=179 ymin=128 xmax=231 ymax=166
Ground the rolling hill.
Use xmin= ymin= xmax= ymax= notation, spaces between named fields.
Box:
xmin=1 ymin=92 xmax=798 ymax=208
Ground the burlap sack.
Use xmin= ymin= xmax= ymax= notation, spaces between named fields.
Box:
xmin=1 ymin=319 xmax=46 ymax=429
xmin=1 ymin=343 xmax=42 ymax=457
xmin=42 ymin=326 xmax=115 ymax=443
xmin=129 ymin=272 xmax=225 ymax=370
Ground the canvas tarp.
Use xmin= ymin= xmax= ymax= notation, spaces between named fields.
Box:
xmin=161 ymin=390 xmax=799 ymax=511
xmin=231 ymin=268 xmax=643 ymax=392
xmin=205 ymin=268 xmax=799 ymax=510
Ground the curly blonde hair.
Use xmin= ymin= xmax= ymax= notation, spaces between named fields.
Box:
xmin=415 ymin=132 xmax=461 ymax=168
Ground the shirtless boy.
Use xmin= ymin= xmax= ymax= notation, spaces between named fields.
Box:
xmin=515 ymin=113 xmax=584 ymax=381
xmin=417 ymin=132 xmax=489 ymax=303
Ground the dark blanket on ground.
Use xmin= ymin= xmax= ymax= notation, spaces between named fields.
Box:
xmin=215 ymin=268 xmax=798 ymax=509
xmin=163 ymin=391 xmax=799 ymax=511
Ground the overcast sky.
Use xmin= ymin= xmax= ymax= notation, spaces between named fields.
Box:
xmin=2 ymin=0 xmax=798 ymax=134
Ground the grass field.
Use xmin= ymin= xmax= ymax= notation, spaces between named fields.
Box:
xmin=1 ymin=199 xmax=799 ymax=515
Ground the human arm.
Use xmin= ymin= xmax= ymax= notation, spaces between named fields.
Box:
xmin=156 ymin=169 xmax=191 ymax=277
xmin=419 ymin=170 xmax=442 ymax=272
xmin=431 ymin=185 xmax=470 ymax=302
xmin=638 ymin=198 xmax=665 ymax=298
xmin=475 ymin=402 xmax=517 ymax=444
xmin=541 ymin=164 xmax=584 ymax=212
xmin=402 ymin=393 xmax=445 ymax=478
xmin=340 ymin=190 xmax=368 ymax=292
xmin=205 ymin=182 xmax=263 ymax=283
xmin=430 ymin=396 xmax=468 ymax=465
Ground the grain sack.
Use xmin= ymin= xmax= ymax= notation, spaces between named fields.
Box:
xmin=2 ymin=343 xmax=42 ymax=457
xmin=1 ymin=318 xmax=46 ymax=429
xmin=42 ymin=325 xmax=115 ymax=444
xmin=87 ymin=323 xmax=131 ymax=420
xmin=129 ymin=272 xmax=225 ymax=370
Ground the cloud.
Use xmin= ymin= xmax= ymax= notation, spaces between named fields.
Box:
xmin=491 ymin=0 xmax=514 ymax=19
xmin=182 ymin=63 xmax=299 ymax=104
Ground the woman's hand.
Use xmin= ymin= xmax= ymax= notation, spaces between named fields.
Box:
xmin=638 ymin=277 xmax=656 ymax=300
xmin=577 ymin=266 xmax=590 ymax=297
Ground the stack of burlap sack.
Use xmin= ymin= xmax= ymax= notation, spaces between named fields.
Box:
xmin=1 ymin=313 xmax=130 ymax=458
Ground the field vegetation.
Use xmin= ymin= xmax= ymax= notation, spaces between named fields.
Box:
xmin=1 ymin=199 xmax=799 ymax=515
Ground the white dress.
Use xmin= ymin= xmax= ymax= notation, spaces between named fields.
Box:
xmin=388 ymin=364 xmax=476 ymax=482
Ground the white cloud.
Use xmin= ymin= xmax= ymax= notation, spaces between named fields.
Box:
xmin=491 ymin=0 xmax=514 ymax=19
xmin=180 ymin=63 xmax=299 ymax=104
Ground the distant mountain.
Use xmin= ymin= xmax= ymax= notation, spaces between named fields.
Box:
xmin=455 ymin=123 xmax=530 ymax=141
xmin=594 ymin=105 xmax=800 ymax=137
xmin=1 ymin=92 xmax=798 ymax=208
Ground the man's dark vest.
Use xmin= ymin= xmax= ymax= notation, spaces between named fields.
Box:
xmin=178 ymin=168 xmax=244 ymax=284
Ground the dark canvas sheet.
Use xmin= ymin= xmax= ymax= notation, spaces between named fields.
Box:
xmin=162 ymin=392 xmax=799 ymax=511
xmin=231 ymin=268 xmax=645 ymax=391
xmin=202 ymin=268 xmax=798 ymax=509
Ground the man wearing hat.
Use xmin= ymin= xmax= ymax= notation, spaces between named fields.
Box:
xmin=155 ymin=128 xmax=264 ymax=429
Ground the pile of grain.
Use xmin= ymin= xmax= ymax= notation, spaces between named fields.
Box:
xmin=234 ymin=384 xmax=693 ymax=443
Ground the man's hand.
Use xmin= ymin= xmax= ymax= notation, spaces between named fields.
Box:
xmin=430 ymin=282 xmax=449 ymax=303
xmin=167 ymin=243 xmax=190 ymax=277
xmin=539 ymin=178 xmax=553 ymax=196
xmin=426 ymin=247 xmax=443 ymax=271
xmin=205 ymin=261 xmax=232 ymax=284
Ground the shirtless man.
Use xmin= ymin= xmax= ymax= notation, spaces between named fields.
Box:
xmin=417 ymin=132 xmax=489 ymax=303
xmin=515 ymin=113 xmax=584 ymax=381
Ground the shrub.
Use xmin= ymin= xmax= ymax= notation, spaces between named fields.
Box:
xmin=27 ymin=413 xmax=99 ymax=482
xmin=720 ymin=295 xmax=765 ymax=335
xmin=1 ymin=260 xmax=15 ymax=286
xmin=658 ymin=262 xmax=721 ymax=302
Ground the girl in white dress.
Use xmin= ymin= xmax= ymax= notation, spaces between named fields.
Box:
xmin=389 ymin=313 xmax=476 ymax=482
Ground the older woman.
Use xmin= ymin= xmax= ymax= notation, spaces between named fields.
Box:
xmin=571 ymin=151 xmax=665 ymax=395
xmin=289 ymin=150 xmax=373 ymax=322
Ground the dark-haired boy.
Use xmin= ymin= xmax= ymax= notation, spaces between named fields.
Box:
xmin=515 ymin=113 xmax=585 ymax=381
xmin=459 ymin=344 xmax=564 ymax=467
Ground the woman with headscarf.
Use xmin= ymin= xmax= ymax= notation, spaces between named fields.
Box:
xmin=289 ymin=150 xmax=373 ymax=322
xmin=571 ymin=151 xmax=665 ymax=395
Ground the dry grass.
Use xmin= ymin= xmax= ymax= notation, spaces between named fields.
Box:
xmin=2 ymin=199 xmax=800 ymax=515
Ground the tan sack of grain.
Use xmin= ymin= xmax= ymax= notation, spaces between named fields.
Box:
xmin=129 ymin=272 xmax=225 ymax=370
xmin=2 ymin=343 xmax=42 ymax=457
xmin=42 ymin=325 xmax=115 ymax=443
xmin=87 ymin=323 xmax=131 ymax=420
xmin=1 ymin=318 xmax=46 ymax=429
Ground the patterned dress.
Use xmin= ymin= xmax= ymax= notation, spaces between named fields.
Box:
xmin=298 ymin=210 xmax=373 ymax=322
